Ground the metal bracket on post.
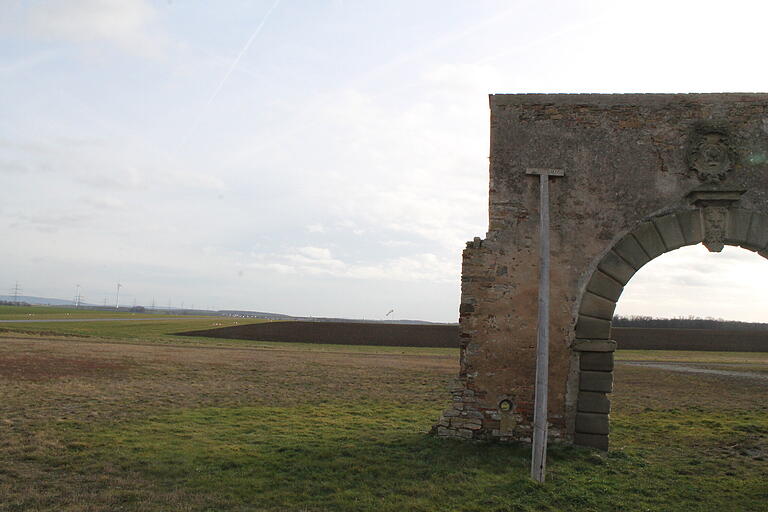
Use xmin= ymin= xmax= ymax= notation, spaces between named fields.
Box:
xmin=526 ymin=167 xmax=564 ymax=484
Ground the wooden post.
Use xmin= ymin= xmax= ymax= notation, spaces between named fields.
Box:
xmin=526 ymin=167 xmax=564 ymax=483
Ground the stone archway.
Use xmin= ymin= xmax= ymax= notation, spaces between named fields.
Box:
xmin=434 ymin=93 xmax=768 ymax=450
xmin=573 ymin=204 xmax=768 ymax=449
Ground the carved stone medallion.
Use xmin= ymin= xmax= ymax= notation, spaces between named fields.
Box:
xmin=687 ymin=126 xmax=736 ymax=183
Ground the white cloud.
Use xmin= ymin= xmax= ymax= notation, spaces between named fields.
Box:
xmin=26 ymin=0 xmax=164 ymax=57
xmin=616 ymin=245 xmax=768 ymax=322
xmin=6 ymin=0 xmax=768 ymax=323
xmin=249 ymin=246 xmax=458 ymax=283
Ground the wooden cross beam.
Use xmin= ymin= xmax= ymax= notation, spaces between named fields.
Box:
xmin=526 ymin=168 xmax=565 ymax=178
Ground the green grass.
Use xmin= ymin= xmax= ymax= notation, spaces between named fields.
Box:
xmin=41 ymin=403 xmax=768 ymax=512
xmin=0 ymin=317 xmax=458 ymax=356
xmin=0 ymin=317 xmax=259 ymax=341
xmin=0 ymin=322 xmax=766 ymax=511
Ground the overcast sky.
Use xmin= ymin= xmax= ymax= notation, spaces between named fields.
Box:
xmin=1 ymin=0 xmax=768 ymax=322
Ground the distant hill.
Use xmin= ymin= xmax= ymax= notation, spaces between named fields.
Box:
xmin=0 ymin=298 xmax=448 ymax=325
xmin=0 ymin=295 xmax=76 ymax=306
xmin=218 ymin=310 xmax=295 ymax=320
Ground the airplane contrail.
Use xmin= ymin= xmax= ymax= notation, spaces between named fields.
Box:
xmin=205 ymin=0 xmax=283 ymax=108
xmin=179 ymin=0 xmax=283 ymax=149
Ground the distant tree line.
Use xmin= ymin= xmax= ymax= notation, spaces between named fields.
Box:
xmin=0 ymin=300 xmax=30 ymax=306
xmin=612 ymin=315 xmax=768 ymax=331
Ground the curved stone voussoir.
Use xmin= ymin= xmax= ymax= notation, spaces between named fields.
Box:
xmin=631 ymin=221 xmax=667 ymax=259
xmin=725 ymin=208 xmax=751 ymax=245
xmin=676 ymin=209 xmax=705 ymax=246
xmin=585 ymin=271 xmax=623 ymax=302
xmin=613 ymin=235 xmax=650 ymax=270
xmin=653 ymin=213 xmax=686 ymax=251
xmin=743 ymin=212 xmax=768 ymax=252
xmin=597 ymin=251 xmax=636 ymax=285
xmin=578 ymin=292 xmax=617 ymax=321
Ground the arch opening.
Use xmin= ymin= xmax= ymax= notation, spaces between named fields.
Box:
xmin=572 ymin=207 xmax=768 ymax=450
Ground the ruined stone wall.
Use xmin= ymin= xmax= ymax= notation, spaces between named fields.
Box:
xmin=435 ymin=93 xmax=768 ymax=449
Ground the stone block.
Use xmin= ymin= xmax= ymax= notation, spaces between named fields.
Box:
xmin=613 ymin=235 xmax=650 ymax=270
xmin=586 ymin=271 xmax=623 ymax=302
xmin=577 ymin=391 xmax=611 ymax=414
xmin=574 ymin=432 xmax=609 ymax=451
xmin=597 ymin=251 xmax=636 ymax=285
xmin=579 ymin=370 xmax=613 ymax=393
xmin=579 ymin=352 xmax=614 ymax=372
xmin=575 ymin=412 xmax=610 ymax=435
xmin=633 ymin=221 xmax=666 ymax=259
xmin=578 ymin=292 xmax=617 ymax=320
xmin=725 ymin=208 xmax=751 ymax=245
xmin=744 ymin=213 xmax=768 ymax=251
xmin=677 ymin=210 xmax=703 ymax=245
xmin=572 ymin=339 xmax=617 ymax=352
xmin=653 ymin=214 xmax=686 ymax=250
xmin=457 ymin=429 xmax=474 ymax=439
xmin=575 ymin=315 xmax=611 ymax=339
xmin=436 ymin=427 xmax=454 ymax=437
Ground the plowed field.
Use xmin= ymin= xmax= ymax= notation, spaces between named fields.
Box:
xmin=178 ymin=321 xmax=768 ymax=352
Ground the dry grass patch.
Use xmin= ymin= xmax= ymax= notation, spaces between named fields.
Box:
xmin=0 ymin=336 xmax=766 ymax=511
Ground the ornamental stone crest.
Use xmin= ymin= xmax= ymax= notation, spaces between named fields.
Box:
xmin=686 ymin=125 xmax=736 ymax=183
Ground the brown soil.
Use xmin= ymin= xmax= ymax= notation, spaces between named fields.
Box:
xmin=613 ymin=327 xmax=768 ymax=352
xmin=177 ymin=320 xmax=460 ymax=347
xmin=178 ymin=321 xmax=768 ymax=352
xmin=0 ymin=354 xmax=131 ymax=381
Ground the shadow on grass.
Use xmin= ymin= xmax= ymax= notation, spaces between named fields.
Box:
xmin=59 ymin=403 xmax=767 ymax=512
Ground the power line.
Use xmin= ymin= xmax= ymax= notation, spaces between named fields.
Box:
xmin=9 ymin=281 xmax=22 ymax=305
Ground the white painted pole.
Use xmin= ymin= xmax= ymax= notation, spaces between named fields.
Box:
xmin=527 ymin=168 xmax=563 ymax=483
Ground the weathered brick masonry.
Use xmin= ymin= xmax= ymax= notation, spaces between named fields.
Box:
xmin=434 ymin=93 xmax=768 ymax=450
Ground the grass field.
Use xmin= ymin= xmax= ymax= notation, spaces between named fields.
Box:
xmin=0 ymin=305 xmax=197 ymax=321
xmin=0 ymin=313 xmax=766 ymax=511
